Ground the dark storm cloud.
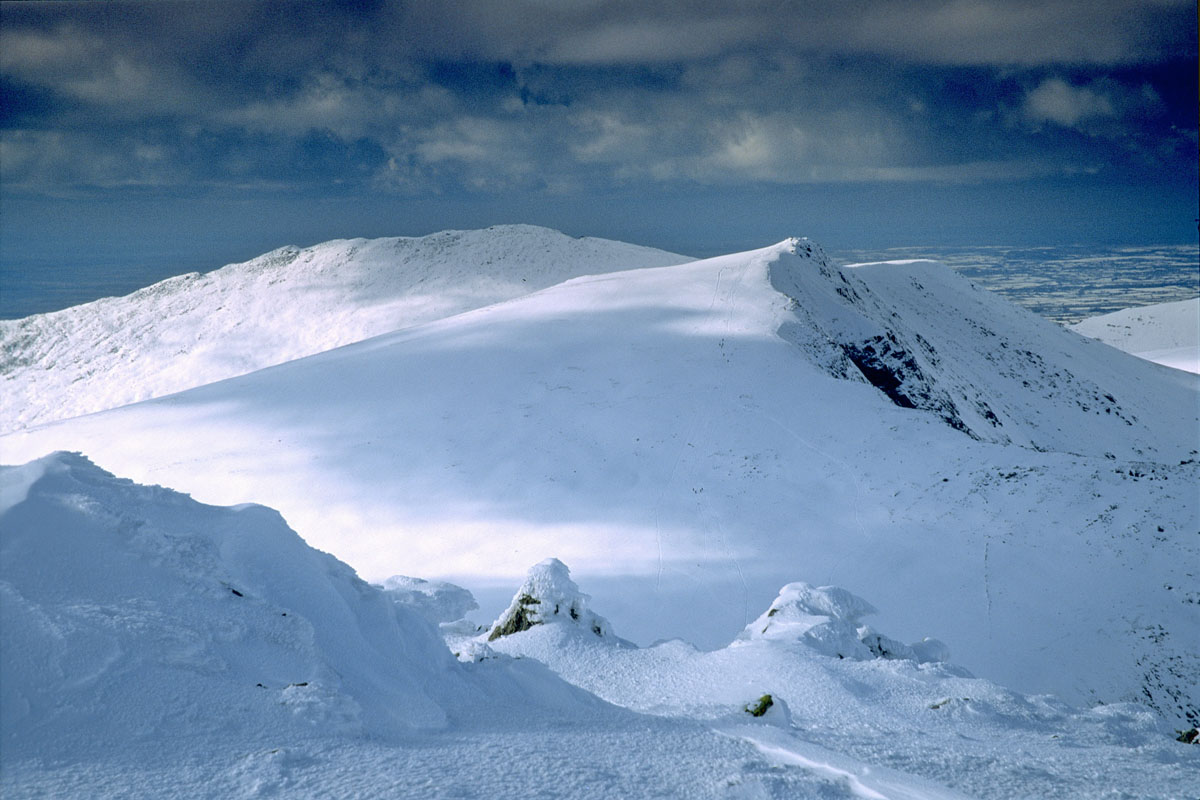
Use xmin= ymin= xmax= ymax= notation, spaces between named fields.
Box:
xmin=0 ymin=0 xmax=1195 ymax=196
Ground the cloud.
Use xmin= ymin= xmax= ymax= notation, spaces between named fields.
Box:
xmin=832 ymin=0 xmax=1194 ymax=66
xmin=535 ymin=14 xmax=765 ymax=64
xmin=1 ymin=27 xmax=193 ymax=114
xmin=1023 ymin=78 xmax=1115 ymax=127
xmin=0 ymin=129 xmax=186 ymax=191
xmin=0 ymin=1 xmax=1193 ymax=198
xmin=222 ymin=73 xmax=404 ymax=139
xmin=392 ymin=0 xmax=1195 ymax=67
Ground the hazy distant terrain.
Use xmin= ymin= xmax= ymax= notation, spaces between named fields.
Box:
xmin=834 ymin=244 xmax=1198 ymax=323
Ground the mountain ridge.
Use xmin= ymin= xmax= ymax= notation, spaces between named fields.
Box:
xmin=765 ymin=244 xmax=1194 ymax=459
xmin=0 ymin=224 xmax=691 ymax=433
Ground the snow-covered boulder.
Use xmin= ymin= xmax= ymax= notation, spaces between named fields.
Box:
xmin=740 ymin=582 xmax=949 ymax=663
xmin=857 ymin=627 xmax=917 ymax=661
xmin=376 ymin=575 xmax=478 ymax=624
xmin=740 ymin=582 xmax=877 ymax=659
xmin=487 ymin=558 xmax=615 ymax=641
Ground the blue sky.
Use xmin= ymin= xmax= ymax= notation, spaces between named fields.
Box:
xmin=1 ymin=0 xmax=1196 ymax=276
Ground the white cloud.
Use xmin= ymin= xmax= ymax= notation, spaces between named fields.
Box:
xmin=569 ymin=111 xmax=656 ymax=161
xmin=1023 ymin=78 xmax=1115 ymax=127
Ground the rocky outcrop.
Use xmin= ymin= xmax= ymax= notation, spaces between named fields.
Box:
xmin=487 ymin=558 xmax=613 ymax=642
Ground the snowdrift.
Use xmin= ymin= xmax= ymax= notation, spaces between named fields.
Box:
xmin=0 ymin=225 xmax=689 ymax=432
xmin=3 ymin=235 xmax=1197 ymax=730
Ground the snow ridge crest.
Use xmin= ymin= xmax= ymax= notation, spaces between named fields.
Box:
xmin=762 ymin=240 xmax=1195 ymax=460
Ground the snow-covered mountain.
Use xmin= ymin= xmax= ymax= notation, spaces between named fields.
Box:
xmin=3 ymin=454 xmax=1194 ymax=799
xmin=0 ymin=225 xmax=689 ymax=433
xmin=5 ymin=236 xmax=1196 ymax=733
xmin=1071 ymin=297 xmax=1199 ymax=374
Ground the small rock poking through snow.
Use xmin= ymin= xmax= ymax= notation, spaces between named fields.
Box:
xmin=487 ymin=558 xmax=614 ymax=641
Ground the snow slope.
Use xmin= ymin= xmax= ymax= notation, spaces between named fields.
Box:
xmin=3 ymin=238 xmax=1197 ymax=730
xmin=0 ymin=225 xmax=689 ymax=433
xmin=4 ymin=456 xmax=1194 ymax=799
xmin=1071 ymin=297 xmax=1200 ymax=374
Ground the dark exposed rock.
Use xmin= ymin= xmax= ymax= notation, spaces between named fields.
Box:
xmin=488 ymin=593 xmax=542 ymax=641
xmin=745 ymin=694 xmax=774 ymax=717
xmin=841 ymin=335 xmax=972 ymax=434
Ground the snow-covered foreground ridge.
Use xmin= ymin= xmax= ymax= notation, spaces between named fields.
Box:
xmin=2 ymin=454 xmax=1195 ymax=799
xmin=3 ymin=236 xmax=1197 ymax=732
xmin=0 ymin=452 xmax=576 ymax=746
xmin=0 ymin=224 xmax=689 ymax=433
xmin=1071 ymin=297 xmax=1200 ymax=375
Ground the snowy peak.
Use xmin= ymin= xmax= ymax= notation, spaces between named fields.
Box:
xmin=1 ymin=234 xmax=1195 ymax=730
